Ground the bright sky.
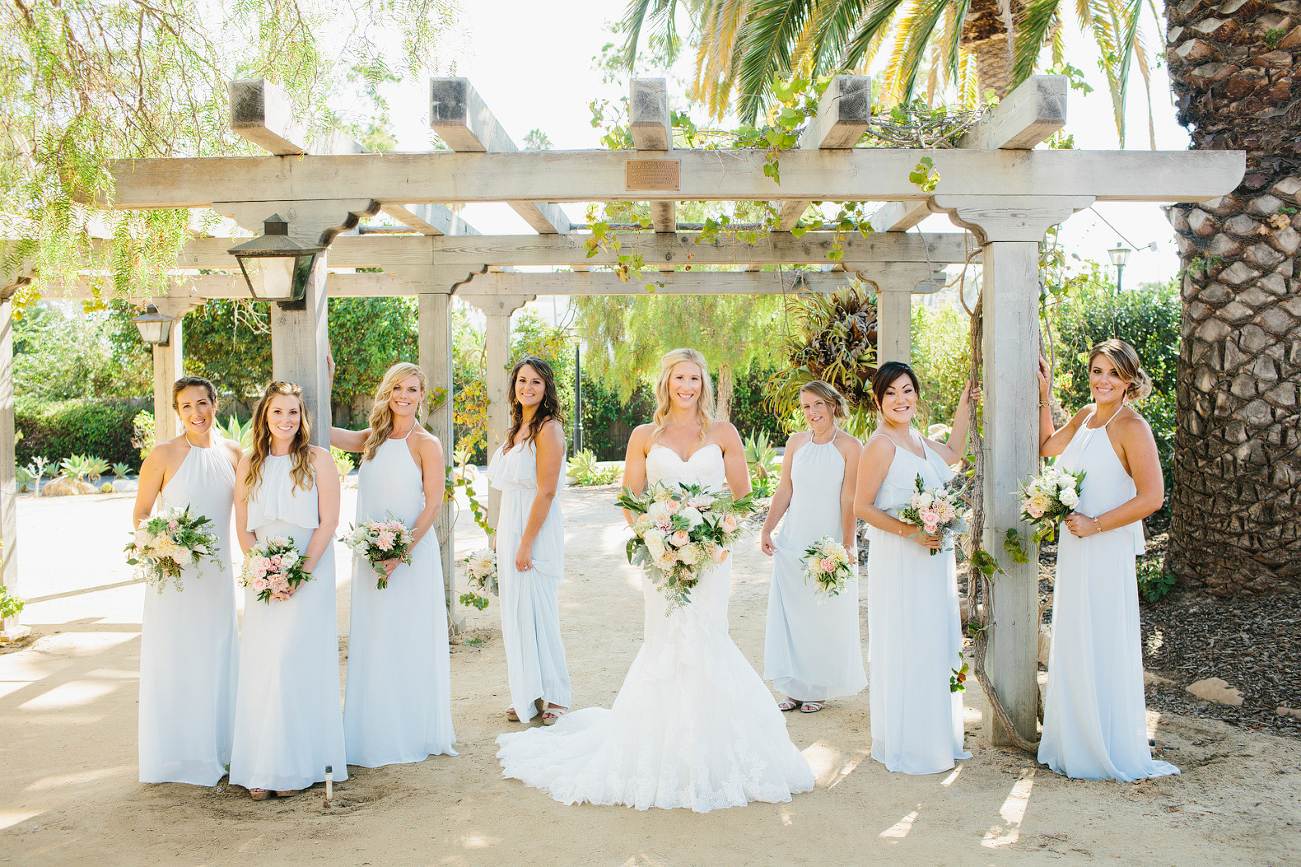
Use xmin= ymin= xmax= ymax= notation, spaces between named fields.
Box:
xmin=387 ymin=1 xmax=1190 ymax=290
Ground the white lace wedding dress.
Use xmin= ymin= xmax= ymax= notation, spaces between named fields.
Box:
xmin=496 ymin=444 xmax=815 ymax=812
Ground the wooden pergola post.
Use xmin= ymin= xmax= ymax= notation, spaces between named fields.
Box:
xmin=0 ymin=296 xmax=23 ymax=642
xmin=148 ymin=297 xmax=196 ymax=443
xmin=871 ymin=268 xmax=943 ymax=366
xmin=933 ymin=194 xmax=1093 ymax=746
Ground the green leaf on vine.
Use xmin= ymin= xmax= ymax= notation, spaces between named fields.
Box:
xmin=909 ymin=156 xmax=940 ymax=192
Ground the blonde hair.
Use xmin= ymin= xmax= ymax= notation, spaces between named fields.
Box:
xmin=651 ymin=348 xmax=715 ymax=445
xmin=362 ymin=362 xmax=427 ymax=462
xmin=245 ymin=382 xmax=315 ymax=499
xmin=799 ymin=380 xmax=849 ymax=421
xmin=1088 ymin=339 xmax=1152 ymax=401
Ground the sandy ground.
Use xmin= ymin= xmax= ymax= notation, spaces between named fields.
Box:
xmin=2 ymin=482 xmax=1300 ymax=866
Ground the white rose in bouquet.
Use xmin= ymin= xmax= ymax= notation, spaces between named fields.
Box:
xmin=647 ymin=501 xmax=673 ymax=527
xmin=679 ymin=505 xmax=704 ymax=528
xmin=1060 ymin=487 xmax=1079 ymax=508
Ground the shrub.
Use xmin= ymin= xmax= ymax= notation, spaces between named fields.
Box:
xmin=132 ymin=411 xmax=156 ymax=461
xmin=567 ymin=450 xmax=623 ymax=486
xmin=0 ymin=585 xmax=23 ymax=620
xmin=16 ymin=398 xmax=141 ymax=470
xmin=743 ymin=432 xmax=782 ymax=498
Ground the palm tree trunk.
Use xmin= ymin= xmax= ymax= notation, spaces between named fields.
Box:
xmin=1164 ymin=2 xmax=1301 ymax=594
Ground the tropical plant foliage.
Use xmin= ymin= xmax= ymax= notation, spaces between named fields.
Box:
xmin=767 ymin=279 xmax=879 ymax=434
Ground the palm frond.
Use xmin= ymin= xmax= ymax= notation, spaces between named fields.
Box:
xmin=840 ymin=0 xmax=913 ymax=72
xmin=696 ymin=0 xmax=753 ymax=118
xmin=945 ymin=0 xmax=970 ymax=85
xmin=894 ymin=0 xmax=952 ymax=105
xmin=1012 ymin=0 xmax=1059 ymax=87
xmin=735 ymin=0 xmax=819 ymax=124
xmin=622 ymin=0 xmax=678 ymax=70
xmin=811 ymin=0 xmax=871 ymax=68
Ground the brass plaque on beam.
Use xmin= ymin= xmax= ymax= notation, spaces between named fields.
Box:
xmin=626 ymin=159 xmax=680 ymax=191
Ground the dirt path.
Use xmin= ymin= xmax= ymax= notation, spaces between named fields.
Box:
xmin=2 ymin=484 xmax=1298 ymax=865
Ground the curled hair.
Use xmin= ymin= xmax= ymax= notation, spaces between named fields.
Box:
xmin=799 ymin=380 xmax=849 ymax=422
xmin=244 ymin=381 xmax=315 ymax=500
xmin=505 ymin=356 xmax=564 ymax=452
xmin=652 ymin=348 xmax=715 ymax=445
xmin=1088 ymin=339 xmax=1152 ymax=401
xmin=362 ymin=362 xmax=427 ymax=462
xmin=872 ymin=361 xmax=922 ymax=409
xmin=172 ymin=376 xmax=217 ymax=411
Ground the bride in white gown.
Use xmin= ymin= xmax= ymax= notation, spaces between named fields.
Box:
xmin=497 ymin=348 xmax=814 ymax=812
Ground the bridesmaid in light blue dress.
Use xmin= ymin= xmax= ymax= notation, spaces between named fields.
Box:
xmin=133 ymin=376 xmax=241 ymax=785
xmin=330 ymin=360 xmax=457 ymax=766
xmin=1036 ymin=341 xmax=1179 ymax=781
xmin=854 ymin=361 xmax=977 ymax=775
xmin=230 ymin=381 xmax=345 ymax=800
xmin=761 ymin=380 xmax=866 ymax=713
xmin=488 ymin=356 xmax=570 ymax=725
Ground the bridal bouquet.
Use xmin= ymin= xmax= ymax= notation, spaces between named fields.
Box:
xmin=459 ymin=548 xmax=498 ymax=611
xmin=1017 ymin=465 xmax=1086 ymax=544
xmin=240 ymin=536 xmax=313 ymax=603
xmin=802 ymin=536 xmax=856 ymax=601
xmin=340 ymin=516 xmax=415 ymax=589
xmin=617 ymin=482 xmax=754 ymax=612
xmin=126 ymin=505 xmax=223 ymax=593
xmin=889 ymin=474 xmax=968 ymax=556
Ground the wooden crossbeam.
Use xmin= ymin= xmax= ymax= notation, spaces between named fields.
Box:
xmin=229 ymin=78 xmax=474 ymax=237
xmin=57 ymin=267 xmax=946 ymax=300
xmin=959 ymin=75 xmax=1067 ymax=150
xmin=110 ymin=148 xmax=1246 ymax=208
xmin=160 ymin=231 xmax=971 ymax=270
xmin=777 ymin=76 xmax=871 ymax=231
xmin=430 ymin=78 xmax=571 ymax=235
xmin=867 ymin=201 xmax=932 ymax=232
xmin=378 ymin=203 xmax=480 ymax=236
xmin=630 ymin=79 xmax=676 ymax=240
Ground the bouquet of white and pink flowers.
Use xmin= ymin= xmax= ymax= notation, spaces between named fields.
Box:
xmin=459 ymin=548 xmax=498 ymax=611
xmin=617 ymin=482 xmax=754 ymax=612
xmin=1017 ymin=465 xmax=1086 ymax=544
xmin=340 ymin=516 xmax=415 ymax=589
xmin=240 ymin=536 xmax=313 ymax=603
xmin=802 ymin=536 xmax=856 ymax=601
xmin=125 ymin=505 xmax=223 ymax=593
xmin=889 ymin=474 xmax=968 ymax=556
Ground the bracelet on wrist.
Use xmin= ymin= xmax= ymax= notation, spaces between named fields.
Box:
xmin=1092 ymin=516 xmax=1102 ymax=534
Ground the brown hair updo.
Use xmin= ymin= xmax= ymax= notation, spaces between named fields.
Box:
xmin=799 ymin=380 xmax=850 ymax=421
xmin=1088 ymin=339 xmax=1152 ymax=401
xmin=871 ymin=361 xmax=922 ymax=409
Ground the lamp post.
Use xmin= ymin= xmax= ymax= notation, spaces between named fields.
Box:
xmin=130 ymin=303 xmax=174 ymax=346
xmin=227 ymin=214 xmax=324 ymax=307
xmin=1106 ymin=244 xmax=1131 ymax=293
xmin=571 ymin=333 xmax=583 ymax=454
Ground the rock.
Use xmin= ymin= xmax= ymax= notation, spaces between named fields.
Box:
xmin=1187 ymin=677 xmax=1244 ymax=706
xmin=1038 ymin=625 xmax=1052 ymax=666
xmin=1144 ymin=671 xmax=1174 ymax=687
xmin=1276 ymin=706 xmax=1301 ymax=719
xmin=40 ymin=477 xmax=96 ymax=497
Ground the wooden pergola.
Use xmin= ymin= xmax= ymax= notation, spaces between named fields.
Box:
xmin=0 ymin=75 xmax=1244 ymax=747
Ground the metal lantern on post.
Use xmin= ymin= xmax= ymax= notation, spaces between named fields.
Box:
xmin=227 ymin=214 xmax=323 ymax=307
xmin=1106 ymin=244 xmax=1131 ymax=293
xmin=130 ymin=303 xmax=174 ymax=346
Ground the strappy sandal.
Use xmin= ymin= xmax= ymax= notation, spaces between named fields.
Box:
xmin=249 ymin=788 xmax=270 ymax=801
xmin=541 ymin=705 xmax=568 ymax=725
xmin=778 ymin=698 xmax=802 ymax=712
xmin=800 ymin=700 xmax=825 ymax=713
xmin=505 ymin=706 xmax=520 ymax=722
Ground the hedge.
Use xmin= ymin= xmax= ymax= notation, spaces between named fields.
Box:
xmin=16 ymin=398 xmax=143 ymax=470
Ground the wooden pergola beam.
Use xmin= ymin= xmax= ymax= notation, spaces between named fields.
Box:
xmin=154 ymin=231 xmax=973 ymax=270
xmin=110 ymin=148 xmax=1246 ymax=207
xmin=867 ymin=201 xmax=932 ymax=232
xmin=630 ymin=79 xmax=676 ymax=240
xmin=430 ymin=77 xmax=572 ymax=235
xmin=378 ymin=203 xmax=480 ymax=236
xmin=959 ymin=75 xmax=1068 ymax=150
xmin=777 ymin=76 xmax=872 ymax=231
xmin=57 ymin=267 xmax=947 ymax=300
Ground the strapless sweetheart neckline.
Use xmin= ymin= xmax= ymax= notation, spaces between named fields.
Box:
xmin=648 ymin=442 xmax=722 ymax=464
